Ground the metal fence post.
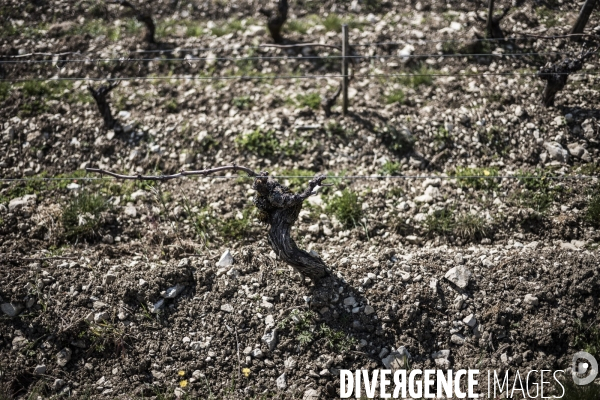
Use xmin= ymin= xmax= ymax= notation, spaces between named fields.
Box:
xmin=341 ymin=24 xmax=349 ymax=116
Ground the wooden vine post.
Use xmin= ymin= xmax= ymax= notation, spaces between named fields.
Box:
xmin=341 ymin=24 xmax=349 ymax=116
xmin=85 ymin=166 xmax=330 ymax=281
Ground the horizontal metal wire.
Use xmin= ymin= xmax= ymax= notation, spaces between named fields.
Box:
xmin=1 ymin=70 xmax=597 ymax=83
xmin=0 ymin=174 xmax=596 ymax=183
xmin=0 ymin=50 xmax=587 ymax=65
xmin=5 ymin=32 xmax=597 ymax=59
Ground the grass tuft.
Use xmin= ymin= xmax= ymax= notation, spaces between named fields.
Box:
xmin=326 ymin=189 xmax=362 ymax=228
xmin=62 ymin=192 xmax=109 ymax=242
xmin=454 ymin=166 xmax=498 ymax=191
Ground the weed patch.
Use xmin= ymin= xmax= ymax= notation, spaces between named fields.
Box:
xmin=586 ymin=187 xmax=600 ymax=225
xmin=62 ymin=192 xmax=110 ymax=242
xmin=235 ymin=129 xmax=280 ymax=157
xmin=326 ymin=189 xmax=362 ymax=228
xmin=380 ymin=161 xmax=402 ymax=176
xmin=454 ymin=166 xmax=498 ymax=191
xmin=425 ymin=208 xmax=490 ymax=241
xmin=383 ymin=89 xmax=405 ymax=104
xmin=294 ymin=92 xmax=321 ymax=110
xmin=513 ymin=169 xmax=563 ymax=213
xmin=378 ymin=125 xmax=415 ymax=157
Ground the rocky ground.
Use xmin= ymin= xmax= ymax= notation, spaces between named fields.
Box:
xmin=1 ymin=0 xmax=600 ymax=399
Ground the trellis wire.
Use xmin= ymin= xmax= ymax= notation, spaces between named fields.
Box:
xmin=1 ymin=70 xmax=598 ymax=83
xmin=1 ymin=50 xmax=592 ymax=65
xmin=0 ymin=174 xmax=597 ymax=183
xmin=5 ymin=32 xmax=599 ymax=59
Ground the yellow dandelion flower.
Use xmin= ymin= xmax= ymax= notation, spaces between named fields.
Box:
xmin=242 ymin=368 xmax=251 ymax=378
xmin=178 ymin=370 xmax=185 ymax=377
xmin=483 ymin=170 xmax=490 ymax=176
xmin=179 ymin=380 xmax=188 ymax=388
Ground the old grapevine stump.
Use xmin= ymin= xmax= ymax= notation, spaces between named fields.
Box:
xmin=252 ymin=172 xmax=329 ymax=281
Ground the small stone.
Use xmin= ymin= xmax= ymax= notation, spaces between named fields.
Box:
xmin=284 ymin=356 xmax=297 ymax=369
xmin=343 ymin=297 xmax=357 ymax=306
xmin=382 ymin=346 xmax=411 ymax=371
xmin=432 ymin=349 xmax=451 ymax=359
xmin=124 ymin=204 xmax=137 ymax=217
xmin=543 ymin=141 xmax=569 ymax=163
xmin=130 ymin=190 xmax=147 ymax=201
xmin=565 ymin=113 xmax=574 ymax=123
xmin=514 ymin=106 xmax=524 ymax=117
xmin=265 ymin=315 xmax=275 ymax=328
xmin=8 ymin=194 xmax=36 ymax=211
xmin=162 ymin=284 xmax=185 ymax=299
xmin=1 ymin=303 xmax=23 ymax=317
xmin=567 ymin=143 xmax=585 ymax=158
xmin=414 ymin=194 xmax=433 ymax=204
xmin=524 ymin=294 xmax=539 ymax=306
xmin=251 ymin=348 xmax=264 ymax=359
xmin=94 ymin=311 xmax=109 ymax=323
xmin=53 ymin=379 xmax=66 ymax=390
xmin=405 ymin=235 xmax=421 ymax=244
xmin=444 ymin=265 xmax=472 ymax=289
xmin=276 ymin=373 xmax=287 ymax=390
xmin=56 ymin=348 xmax=72 ymax=367
xmin=308 ymin=223 xmax=320 ymax=234
xmin=501 ymin=353 xmax=509 ymax=364
xmin=103 ymin=273 xmax=117 ymax=285
xmin=462 ymin=314 xmax=477 ymax=328
xmin=451 ymin=334 xmax=466 ymax=345
xmin=102 ymin=234 xmax=114 ymax=244
xmin=262 ymin=329 xmax=278 ymax=351
xmin=217 ymin=249 xmax=234 ymax=267
xmin=379 ymin=348 xmax=390 ymax=358
xmin=34 ymin=364 xmax=47 ymax=375
xmin=150 ymin=299 xmax=164 ymax=313
xmin=302 ymin=389 xmax=320 ymax=400
xmin=220 ymin=304 xmax=234 ymax=313
xmin=364 ymin=305 xmax=375 ymax=315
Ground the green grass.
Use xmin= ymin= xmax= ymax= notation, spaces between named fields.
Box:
xmin=62 ymin=192 xmax=110 ymax=242
xmin=425 ymin=208 xmax=490 ymax=241
xmin=425 ymin=208 xmax=455 ymax=236
xmin=321 ymin=14 xmax=364 ymax=33
xmin=235 ymin=129 xmax=307 ymax=157
xmin=383 ymin=89 xmax=405 ymax=104
xmin=285 ymin=19 xmax=310 ymax=34
xmin=232 ymin=95 xmax=253 ymax=109
xmin=235 ymin=129 xmax=280 ymax=157
xmin=326 ymin=189 xmax=362 ymax=228
xmin=514 ymin=169 xmax=563 ymax=213
xmin=211 ymin=19 xmax=244 ymax=37
xmin=573 ymin=319 xmax=600 ymax=358
xmin=535 ymin=7 xmax=560 ymax=28
xmin=325 ymin=121 xmax=346 ymax=137
xmin=454 ymin=166 xmax=498 ymax=191
xmin=397 ymin=65 xmax=436 ymax=88
xmin=0 ymin=82 xmax=11 ymax=102
xmin=164 ymin=99 xmax=178 ymax=113
xmin=380 ymin=161 xmax=401 ymax=176
xmin=319 ymin=324 xmax=357 ymax=352
xmin=586 ymin=187 xmax=600 ymax=225
xmin=18 ymin=80 xmax=92 ymax=116
xmin=294 ymin=92 xmax=321 ymax=110
xmin=217 ymin=207 xmax=253 ymax=240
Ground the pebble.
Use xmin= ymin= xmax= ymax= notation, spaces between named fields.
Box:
xmin=432 ymin=349 xmax=451 ymax=359
xmin=462 ymin=314 xmax=477 ymax=328
xmin=150 ymin=299 xmax=164 ymax=313
xmin=524 ymin=294 xmax=539 ymax=306
xmin=276 ymin=373 xmax=287 ymax=390
xmin=444 ymin=265 xmax=472 ymax=289
xmin=56 ymin=347 xmax=72 ymax=367
xmin=262 ymin=329 xmax=278 ymax=351
xmin=284 ymin=356 xmax=297 ymax=369
xmin=103 ymin=273 xmax=117 ymax=285
xmin=364 ymin=305 xmax=375 ymax=315
xmin=303 ymin=389 xmax=320 ymax=400
xmin=220 ymin=304 xmax=234 ymax=313
xmin=1 ymin=303 xmax=23 ymax=317
xmin=217 ymin=249 xmax=234 ymax=267
xmin=451 ymin=334 xmax=466 ymax=345
xmin=382 ymin=346 xmax=411 ymax=370
xmin=94 ymin=311 xmax=109 ymax=323
xmin=343 ymin=297 xmax=357 ymax=306
xmin=34 ymin=364 xmax=47 ymax=375
xmin=543 ymin=141 xmax=569 ymax=163
xmin=162 ymin=284 xmax=185 ymax=299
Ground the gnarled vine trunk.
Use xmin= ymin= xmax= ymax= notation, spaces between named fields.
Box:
xmin=253 ymin=172 xmax=329 ymax=280
xmin=88 ymin=82 xmax=120 ymax=130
